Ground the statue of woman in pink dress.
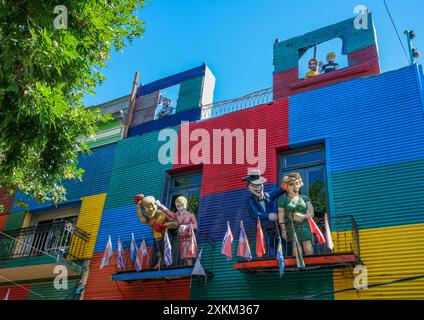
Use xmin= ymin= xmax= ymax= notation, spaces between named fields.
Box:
xmin=156 ymin=196 xmax=198 ymax=266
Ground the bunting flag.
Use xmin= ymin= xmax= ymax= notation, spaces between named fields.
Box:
xmin=306 ymin=211 xmax=326 ymax=245
xmin=256 ymin=217 xmax=266 ymax=258
xmin=221 ymin=222 xmax=234 ymax=260
xmin=237 ymin=220 xmax=252 ymax=261
xmin=190 ymin=249 xmax=207 ymax=288
xmin=100 ymin=235 xmax=113 ymax=270
xmin=276 ymin=236 xmax=285 ymax=277
xmin=130 ymin=233 xmax=142 ymax=271
xmin=164 ymin=229 xmax=173 ymax=267
xmin=136 ymin=238 xmax=148 ymax=271
xmin=188 ymin=224 xmax=198 ymax=258
xmin=293 ymin=232 xmax=305 ymax=269
xmin=192 ymin=249 xmax=206 ymax=276
xmin=324 ymin=213 xmax=334 ymax=251
xmin=3 ymin=288 xmax=10 ymax=300
xmin=117 ymin=237 xmax=125 ymax=269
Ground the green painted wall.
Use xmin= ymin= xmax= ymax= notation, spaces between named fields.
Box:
xmin=176 ymin=76 xmax=203 ymax=113
xmin=104 ymin=127 xmax=178 ymax=209
xmin=27 ymin=279 xmax=80 ymax=300
xmin=331 ymin=159 xmax=424 ymax=231
xmin=4 ymin=211 xmax=25 ymax=231
xmin=191 ymin=241 xmax=334 ymax=300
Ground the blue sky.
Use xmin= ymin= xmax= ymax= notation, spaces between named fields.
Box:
xmin=83 ymin=0 xmax=424 ymax=107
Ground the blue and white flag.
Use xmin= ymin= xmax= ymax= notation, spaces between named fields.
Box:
xmin=276 ymin=236 xmax=285 ymax=277
xmin=130 ymin=233 xmax=143 ymax=271
xmin=192 ymin=249 xmax=206 ymax=276
xmin=100 ymin=235 xmax=113 ymax=270
xmin=164 ymin=230 xmax=173 ymax=267
xmin=117 ymin=237 xmax=125 ymax=269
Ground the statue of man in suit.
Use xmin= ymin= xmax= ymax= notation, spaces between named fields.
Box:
xmin=242 ymin=169 xmax=288 ymax=258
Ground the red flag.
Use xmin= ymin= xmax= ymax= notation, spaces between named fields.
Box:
xmin=306 ymin=212 xmax=326 ymax=245
xmin=237 ymin=220 xmax=252 ymax=261
xmin=221 ymin=222 xmax=234 ymax=260
xmin=256 ymin=217 xmax=266 ymax=258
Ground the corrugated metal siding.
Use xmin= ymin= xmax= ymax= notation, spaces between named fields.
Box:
xmin=4 ymin=211 xmax=25 ymax=231
xmin=332 ymin=159 xmax=424 ymax=230
xmin=10 ymin=143 xmax=117 ymax=213
xmin=136 ymin=64 xmax=206 ymax=97
xmin=273 ymin=13 xmax=377 ymax=72
xmin=84 ymin=253 xmax=190 ymax=300
xmin=191 ymin=241 xmax=333 ymax=300
xmin=87 ymin=120 xmax=122 ymax=148
xmin=104 ymin=128 xmax=176 ymax=210
xmin=176 ymin=76 xmax=203 ymax=113
xmin=27 ymin=279 xmax=80 ymax=300
xmin=131 ymin=92 xmax=159 ymax=126
xmin=128 ymin=107 xmax=201 ymax=138
xmin=173 ymin=99 xmax=289 ymax=196
xmin=289 ymin=65 xmax=424 ymax=173
xmin=333 ymin=223 xmax=424 ymax=299
xmin=94 ymin=204 xmax=153 ymax=253
xmin=73 ymin=194 xmax=107 ymax=258
xmin=0 ymin=285 xmax=31 ymax=300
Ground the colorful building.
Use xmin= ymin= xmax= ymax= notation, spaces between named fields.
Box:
xmin=1 ymin=13 xmax=424 ymax=300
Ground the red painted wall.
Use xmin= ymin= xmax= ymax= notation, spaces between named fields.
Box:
xmin=172 ymin=99 xmax=289 ymax=196
xmin=84 ymin=253 xmax=191 ymax=300
xmin=273 ymin=46 xmax=381 ymax=100
xmin=0 ymin=285 xmax=31 ymax=300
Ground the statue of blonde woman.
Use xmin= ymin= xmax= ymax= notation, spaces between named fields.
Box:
xmin=135 ymin=194 xmax=178 ymax=268
xmin=278 ymin=173 xmax=315 ymax=257
xmin=156 ymin=196 xmax=198 ymax=266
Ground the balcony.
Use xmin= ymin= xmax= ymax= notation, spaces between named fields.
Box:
xmin=234 ymin=215 xmax=361 ymax=273
xmin=0 ymin=221 xmax=90 ymax=283
xmin=112 ymin=234 xmax=215 ymax=283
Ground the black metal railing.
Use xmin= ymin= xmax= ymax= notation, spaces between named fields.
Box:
xmin=238 ymin=215 xmax=360 ymax=262
xmin=116 ymin=233 xmax=216 ymax=274
xmin=200 ymin=87 xmax=273 ymax=119
xmin=0 ymin=221 xmax=90 ymax=263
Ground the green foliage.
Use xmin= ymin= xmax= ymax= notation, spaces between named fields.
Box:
xmin=0 ymin=0 xmax=145 ymax=204
xmin=308 ymin=180 xmax=327 ymax=214
xmin=187 ymin=194 xmax=200 ymax=217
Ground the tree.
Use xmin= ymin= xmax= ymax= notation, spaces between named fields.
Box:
xmin=0 ymin=0 xmax=145 ymax=210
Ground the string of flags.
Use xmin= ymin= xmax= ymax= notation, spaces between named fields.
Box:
xmin=220 ymin=214 xmax=334 ymax=275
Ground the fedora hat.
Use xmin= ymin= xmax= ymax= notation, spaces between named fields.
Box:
xmin=241 ymin=169 xmax=267 ymax=185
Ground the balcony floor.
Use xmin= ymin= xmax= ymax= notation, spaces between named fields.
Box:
xmin=234 ymin=253 xmax=358 ymax=273
xmin=112 ymin=267 xmax=212 ymax=282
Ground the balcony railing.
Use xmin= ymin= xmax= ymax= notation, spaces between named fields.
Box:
xmin=200 ymin=87 xmax=273 ymax=120
xmin=115 ymin=233 xmax=216 ymax=274
xmin=0 ymin=221 xmax=90 ymax=265
xmin=235 ymin=215 xmax=361 ymax=271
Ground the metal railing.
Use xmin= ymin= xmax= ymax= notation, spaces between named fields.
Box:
xmin=116 ymin=233 xmax=216 ymax=274
xmin=200 ymin=87 xmax=273 ymax=120
xmin=0 ymin=221 xmax=90 ymax=264
xmin=238 ymin=215 xmax=360 ymax=262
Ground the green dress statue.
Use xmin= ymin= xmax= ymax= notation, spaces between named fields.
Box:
xmin=281 ymin=195 xmax=312 ymax=242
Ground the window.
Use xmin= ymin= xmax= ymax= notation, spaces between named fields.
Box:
xmin=298 ymin=38 xmax=348 ymax=80
xmin=279 ymin=146 xmax=328 ymax=217
xmin=163 ymin=171 xmax=202 ymax=216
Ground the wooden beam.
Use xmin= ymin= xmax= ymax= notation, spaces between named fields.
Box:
xmin=121 ymin=72 xmax=140 ymax=140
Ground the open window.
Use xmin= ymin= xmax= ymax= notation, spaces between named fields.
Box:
xmin=298 ymin=38 xmax=348 ymax=80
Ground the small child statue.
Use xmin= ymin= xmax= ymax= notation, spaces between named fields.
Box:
xmin=305 ymin=58 xmax=320 ymax=79
xmin=319 ymin=52 xmax=339 ymax=74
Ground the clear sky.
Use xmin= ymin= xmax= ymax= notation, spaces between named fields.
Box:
xmin=83 ymin=0 xmax=424 ymax=107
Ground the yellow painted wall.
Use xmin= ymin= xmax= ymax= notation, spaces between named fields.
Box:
xmin=73 ymin=193 xmax=107 ymax=259
xmin=333 ymin=223 xmax=424 ymax=299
